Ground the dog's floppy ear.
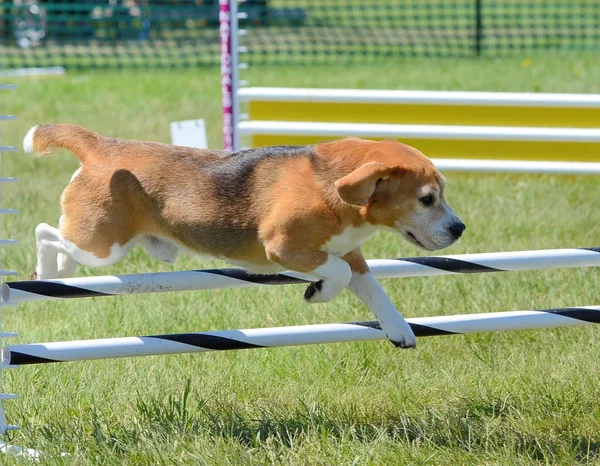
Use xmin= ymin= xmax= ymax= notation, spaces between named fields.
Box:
xmin=335 ymin=161 xmax=393 ymax=206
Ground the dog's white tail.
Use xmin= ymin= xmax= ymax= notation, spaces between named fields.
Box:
xmin=23 ymin=124 xmax=102 ymax=163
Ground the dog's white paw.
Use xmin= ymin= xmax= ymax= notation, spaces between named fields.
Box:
xmin=304 ymin=279 xmax=345 ymax=303
xmin=382 ymin=319 xmax=417 ymax=349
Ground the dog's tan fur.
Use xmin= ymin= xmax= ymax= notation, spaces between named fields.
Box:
xmin=25 ymin=124 xmax=465 ymax=347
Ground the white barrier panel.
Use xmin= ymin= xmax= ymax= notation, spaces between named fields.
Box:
xmin=238 ymin=87 xmax=600 ymax=108
xmin=238 ymin=121 xmax=600 ymax=143
xmin=431 ymin=158 xmax=600 ymax=175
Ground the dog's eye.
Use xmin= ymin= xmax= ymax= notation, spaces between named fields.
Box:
xmin=419 ymin=194 xmax=435 ymax=206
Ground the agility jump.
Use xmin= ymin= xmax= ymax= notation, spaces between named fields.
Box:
xmin=7 ymin=244 xmax=600 ymax=371
xmin=5 ymin=306 xmax=600 ymax=366
xmin=236 ymin=87 xmax=600 ymax=168
xmin=4 ymin=246 xmax=600 ymax=303
xmin=223 ymin=0 xmax=600 ymax=174
xmin=2 ymin=245 xmax=600 ymax=367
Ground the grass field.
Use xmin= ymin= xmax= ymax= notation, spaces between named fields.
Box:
xmin=1 ymin=52 xmax=600 ymax=464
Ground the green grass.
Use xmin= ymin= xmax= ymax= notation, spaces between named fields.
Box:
xmin=1 ymin=52 xmax=600 ymax=464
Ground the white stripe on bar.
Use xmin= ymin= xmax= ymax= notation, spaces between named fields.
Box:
xmin=238 ymin=121 xmax=600 ymax=143
xmin=237 ymin=87 xmax=600 ymax=108
xmin=431 ymin=158 xmax=600 ymax=175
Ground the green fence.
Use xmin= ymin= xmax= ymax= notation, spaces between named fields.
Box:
xmin=1 ymin=1 xmax=599 ymax=69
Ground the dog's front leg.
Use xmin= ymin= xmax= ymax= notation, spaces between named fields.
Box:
xmin=266 ymin=246 xmax=352 ymax=303
xmin=343 ymin=249 xmax=417 ymax=349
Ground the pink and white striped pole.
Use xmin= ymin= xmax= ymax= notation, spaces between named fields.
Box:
xmin=219 ymin=0 xmax=240 ymax=151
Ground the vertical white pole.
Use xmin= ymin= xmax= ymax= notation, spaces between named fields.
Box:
xmin=0 ymin=84 xmax=20 ymax=443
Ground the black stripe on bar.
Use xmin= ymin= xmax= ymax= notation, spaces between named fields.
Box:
xmin=147 ymin=333 xmax=266 ymax=350
xmin=410 ymin=323 xmax=459 ymax=336
xmin=9 ymin=352 xmax=61 ymax=366
xmin=542 ymin=307 xmax=600 ymax=324
xmin=351 ymin=320 xmax=458 ymax=336
xmin=579 ymin=247 xmax=600 ymax=254
xmin=6 ymin=281 xmax=112 ymax=298
xmin=398 ymin=257 xmax=503 ymax=274
xmin=193 ymin=268 xmax=308 ymax=285
xmin=351 ymin=320 xmax=382 ymax=330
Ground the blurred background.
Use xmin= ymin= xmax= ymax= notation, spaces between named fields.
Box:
xmin=1 ymin=0 xmax=598 ymax=69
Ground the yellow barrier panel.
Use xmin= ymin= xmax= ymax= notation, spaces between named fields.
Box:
xmin=249 ymin=101 xmax=600 ymax=129
xmin=251 ymin=136 xmax=600 ymax=162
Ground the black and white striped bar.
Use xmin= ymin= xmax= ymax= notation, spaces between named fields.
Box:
xmin=4 ymin=247 xmax=600 ymax=303
xmin=4 ymin=306 xmax=600 ymax=365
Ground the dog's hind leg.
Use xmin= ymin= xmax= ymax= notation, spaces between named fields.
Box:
xmin=56 ymin=253 xmax=77 ymax=278
xmin=55 ymin=216 xmax=76 ymax=278
xmin=32 ymin=221 xmax=134 ymax=280
xmin=33 ymin=223 xmax=66 ymax=280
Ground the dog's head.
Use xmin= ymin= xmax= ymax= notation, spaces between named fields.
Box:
xmin=334 ymin=139 xmax=465 ymax=251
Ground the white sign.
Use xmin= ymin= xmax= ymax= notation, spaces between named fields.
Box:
xmin=170 ymin=119 xmax=208 ymax=149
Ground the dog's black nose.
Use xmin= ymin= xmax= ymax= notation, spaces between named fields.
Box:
xmin=449 ymin=221 xmax=466 ymax=239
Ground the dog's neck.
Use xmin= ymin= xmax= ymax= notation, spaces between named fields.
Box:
xmin=312 ymin=146 xmax=374 ymax=228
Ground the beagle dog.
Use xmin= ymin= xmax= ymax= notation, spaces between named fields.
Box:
xmin=23 ymin=124 xmax=465 ymax=348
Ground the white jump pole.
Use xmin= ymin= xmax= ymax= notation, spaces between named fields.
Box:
xmin=236 ymin=87 xmax=600 ymax=109
xmin=238 ymin=121 xmax=600 ymax=142
xmin=431 ymin=158 xmax=600 ymax=175
xmin=3 ymin=247 xmax=600 ymax=303
xmin=0 ymin=82 xmax=28 ymax=456
xmin=4 ymin=306 xmax=600 ymax=366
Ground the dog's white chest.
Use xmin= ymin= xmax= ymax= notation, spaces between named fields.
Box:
xmin=322 ymin=224 xmax=378 ymax=256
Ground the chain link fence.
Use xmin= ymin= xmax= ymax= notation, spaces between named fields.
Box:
xmin=0 ymin=1 xmax=598 ymax=69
